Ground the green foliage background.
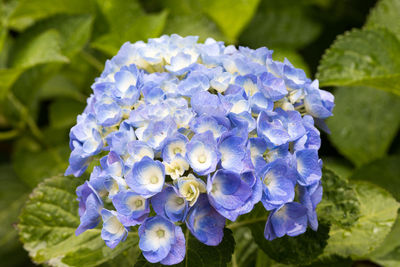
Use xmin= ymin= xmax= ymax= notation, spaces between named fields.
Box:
xmin=1 ymin=0 xmax=400 ymax=266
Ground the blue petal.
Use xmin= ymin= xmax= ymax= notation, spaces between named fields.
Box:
xmin=139 ymin=216 xmax=179 ymax=263
xmin=258 ymin=72 xmax=287 ymax=101
xmin=295 ymin=149 xmax=322 ymax=186
xmin=257 ymin=111 xmax=290 ymax=147
xmin=264 ymin=202 xmax=308 ymax=240
xmin=218 ymin=134 xmax=247 ymax=173
xmin=191 ymin=91 xmax=229 ymax=117
xmin=189 ymin=115 xmax=228 ymax=140
xmin=126 ymin=156 xmax=165 ymax=198
xmin=186 ymin=194 xmax=225 ymax=246
xmin=161 ymin=134 xmax=188 ymax=163
xmin=112 ymin=190 xmax=149 ymax=225
xmin=186 ymin=132 xmax=220 ymax=175
xmin=299 ymin=182 xmax=322 ymax=231
xmin=101 ymin=209 xmax=128 ymax=249
xmin=160 ymin=225 xmax=186 ymax=265
xmin=260 ymin=159 xmax=296 ymax=210
xmin=207 ymin=170 xmax=253 ymax=221
xmin=151 ymin=186 xmax=188 ymax=222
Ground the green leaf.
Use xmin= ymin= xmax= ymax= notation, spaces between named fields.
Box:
xmin=0 ymin=68 xmax=23 ymax=99
xmin=323 ymin=181 xmax=400 ymax=258
xmin=365 ymin=0 xmax=400 ymax=40
xmin=49 ymin=99 xmax=85 ymax=129
xmin=197 ymin=0 xmax=260 ymax=41
xmin=369 ymin=212 xmax=400 ymax=265
xmin=0 ymin=164 xmax=32 ymax=266
xmin=254 ymin=249 xmax=286 ymax=267
xmin=326 ymin=86 xmax=400 ymax=167
xmin=157 ymin=0 xmax=226 ymax=42
xmin=304 ymin=255 xmax=352 ymax=267
xmin=350 ymin=156 xmax=400 ymax=260
xmin=316 ymin=28 xmax=400 ymax=95
xmin=229 ymin=227 xmax=258 ymax=267
xmin=350 ymin=156 xmax=400 ymax=201
xmin=134 ymin=228 xmax=235 ymax=267
xmin=8 ymin=0 xmax=95 ymax=31
xmin=254 ymin=250 xmax=353 ymax=267
xmin=92 ymin=0 xmax=168 ymax=56
xmin=3 ymin=14 xmax=94 ymax=102
xmin=255 ymin=221 xmax=330 ymax=265
xmin=321 ymin=157 xmax=353 ymax=180
xmin=38 ymin=74 xmax=86 ymax=101
xmin=12 ymin=137 xmax=69 ymax=188
xmin=372 ymin=246 xmax=400 ymax=267
xmin=11 ymin=64 xmax=63 ymax=111
xmin=239 ymin=0 xmax=322 ymax=49
xmin=163 ymin=14 xmax=226 ymax=43
xmin=234 ymin=204 xmax=330 ymax=265
xmin=24 ymin=14 xmax=94 ymax=58
xmin=18 ymin=175 xmax=139 ymax=266
xmin=10 ymin=29 xmax=69 ymax=68
xmin=317 ymin=168 xmax=360 ymax=228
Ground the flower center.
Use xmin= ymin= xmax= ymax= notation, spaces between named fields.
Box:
xmin=173 ymin=147 xmax=182 ymax=154
xmin=175 ymin=197 xmax=184 ymax=205
xmin=135 ymin=199 xmax=143 ymax=208
xmin=198 ymin=154 xmax=206 ymax=163
xmin=150 ymin=175 xmax=159 ymax=184
xmin=156 ymin=229 xmax=165 ymax=238
xmin=263 ymin=173 xmax=273 ymax=187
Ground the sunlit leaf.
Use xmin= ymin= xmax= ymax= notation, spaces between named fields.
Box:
xmin=317 ymin=29 xmax=400 ymax=95
xmin=18 ymin=176 xmax=139 ymax=266
xmin=323 ymin=181 xmax=400 ymax=258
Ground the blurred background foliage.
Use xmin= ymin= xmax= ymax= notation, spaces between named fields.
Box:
xmin=1 ymin=0 xmax=400 ymax=266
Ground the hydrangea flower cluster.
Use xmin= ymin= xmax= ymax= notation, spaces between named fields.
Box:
xmin=66 ymin=34 xmax=334 ymax=265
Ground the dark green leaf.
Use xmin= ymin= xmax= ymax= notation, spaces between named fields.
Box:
xmin=135 ymin=228 xmax=235 ymax=267
xmin=252 ymin=220 xmax=330 ymax=265
xmin=321 ymin=157 xmax=353 ymax=180
xmin=317 ymin=168 xmax=360 ymax=228
xmin=326 ymin=86 xmax=400 ymax=167
xmin=304 ymin=255 xmax=352 ymax=267
xmin=350 ymin=156 xmax=400 ymax=201
xmin=11 ymin=64 xmax=62 ymax=112
xmin=49 ymin=99 xmax=85 ymax=129
xmin=0 ymin=164 xmax=31 ymax=267
xmin=38 ymin=74 xmax=86 ymax=101
xmin=12 ymin=137 xmax=69 ymax=188
xmin=323 ymin=181 xmax=399 ymax=258
xmin=316 ymin=29 xmax=400 ymax=95
xmin=229 ymin=227 xmax=258 ymax=267
xmin=18 ymin=175 xmax=139 ymax=266
xmin=240 ymin=0 xmax=322 ymax=49
xmin=235 ymin=204 xmax=329 ymax=265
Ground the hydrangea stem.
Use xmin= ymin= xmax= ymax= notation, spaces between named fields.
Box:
xmin=7 ymin=93 xmax=44 ymax=144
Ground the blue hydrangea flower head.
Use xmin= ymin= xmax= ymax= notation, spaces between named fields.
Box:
xmin=67 ymin=34 xmax=334 ymax=264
